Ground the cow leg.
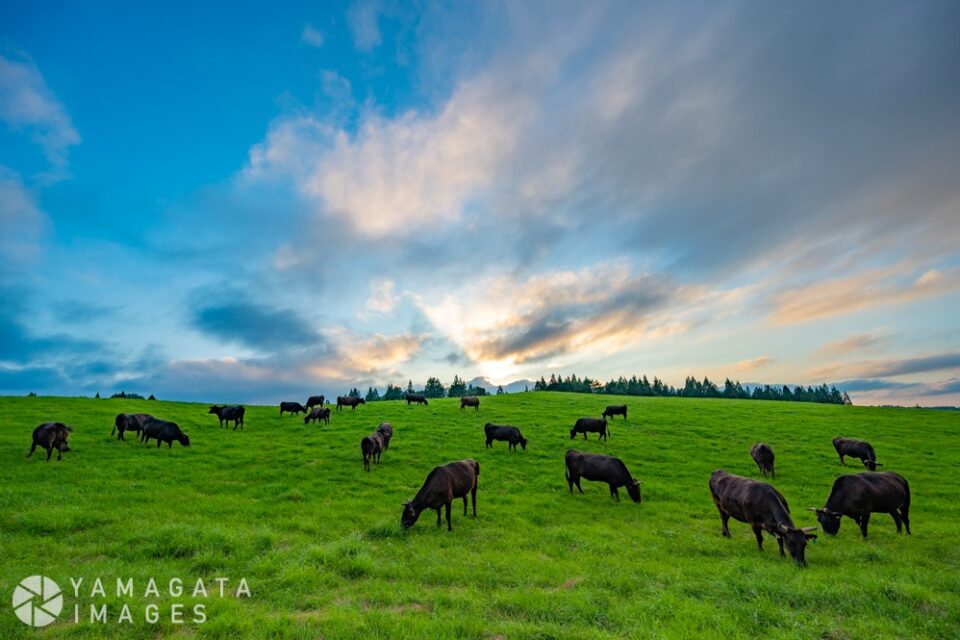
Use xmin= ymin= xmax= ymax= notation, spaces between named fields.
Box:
xmin=839 ymin=454 xmax=846 ymax=465
xmin=471 ymin=486 xmax=477 ymax=517
xmin=45 ymin=446 xmax=53 ymax=461
xmin=610 ymin=485 xmax=619 ymax=501
xmin=445 ymin=502 xmax=453 ymax=531
xmin=890 ymin=511 xmax=903 ymax=534
xmin=753 ymin=526 xmax=764 ymax=551
xmin=582 ymin=432 xmax=587 ymax=440
xmin=719 ymin=511 xmax=731 ymax=537
xmin=436 ymin=508 xmax=442 ymax=527
xmin=567 ymin=472 xmax=574 ymax=493
xmin=462 ymin=495 xmax=468 ymax=515
xmin=157 ymin=439 xmax=162 ymax=448
xmin=27 ymin=442 xmax=36 ymax=458
xmin=901 ymin=507 xmax=911 ymax=535
xmin=575 ymin=478 xmax=584 ymax=494
xmin=485 ymin=439 xmax=491 ymax=449
xmin=777 ymin=535 xmax=785 ymax=557
xmin=859 ymin=513 xmax=871 ymax=538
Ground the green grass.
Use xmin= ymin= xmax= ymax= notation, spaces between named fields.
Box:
xmin=0 ymin=393 xmax=958 ymax=639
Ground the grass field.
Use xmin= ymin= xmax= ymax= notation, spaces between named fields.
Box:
xmin=1 ymin=393 xmax=958 ymax=639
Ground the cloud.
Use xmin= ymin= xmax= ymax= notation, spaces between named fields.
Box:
xmin=347 ymin=0 xmax=383 ymax=51
xmin=191 ymin=299 xmax=324 ymax=351
xmin=365 ymin=279 xmax=399 ymax=313
xmin=0 ymin=166 xmax=45 ymax=263
xmin=816 ymin=331 xmax=888 ymax=357
xmin=768 ymin=265 xmax=960 ymax=324
xmin=301 ymin=23 xmax=325 ymax=47
xmin=811 ymin=351 xmax=960 ymax=381
xmin=414 ymin=262 xmax=683 ymax=366
xmin=731 ymin=356 xmax=773 ymax=373
xmin=0 ymin=53 xmax=80 ymax=181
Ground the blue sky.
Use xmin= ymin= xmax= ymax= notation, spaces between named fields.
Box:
xmin=1 ymin=1 xmax=958 ymax=405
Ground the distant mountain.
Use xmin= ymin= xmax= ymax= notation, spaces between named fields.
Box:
xmin=466 ymin=376 xmax=536 ymax=394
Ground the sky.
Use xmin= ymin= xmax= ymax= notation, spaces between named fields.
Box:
xmin=1 ymin=1 xmax=958 ymax=406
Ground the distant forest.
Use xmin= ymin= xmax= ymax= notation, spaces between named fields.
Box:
xmin=350 ymin=373 xmax=851 ymax=406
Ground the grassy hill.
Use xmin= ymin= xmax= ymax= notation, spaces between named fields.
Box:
xmin=1 ymin=393 xmax=958 ymax=639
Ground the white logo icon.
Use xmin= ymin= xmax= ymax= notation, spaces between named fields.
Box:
xmin=13 ymin=575 xmax=63 ymax=627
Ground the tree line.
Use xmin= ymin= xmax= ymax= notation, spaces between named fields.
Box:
xmin=347 ymin=372 xmax=850 ymax=406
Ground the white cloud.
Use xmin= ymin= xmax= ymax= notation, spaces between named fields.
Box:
xmin=366 ymin=279 xmax=399 ymax=313
xmin=301 ymin=23 xmax=325 ymax=47
xmin=347 ymin=0 xmax=383 ymax=51
xmin=0 ymin=166 xmax=45 ymax=262
xmin=0 ymin=54 xmax=80 ymax=181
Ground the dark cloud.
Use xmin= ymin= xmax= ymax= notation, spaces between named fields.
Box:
xmin=190 ymin=299 xmax=325 ymax=352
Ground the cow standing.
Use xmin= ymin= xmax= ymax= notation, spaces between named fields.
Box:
xmin=337 ymin=396 xmax=366 ymax=411
xmin=376 ymin=422 xmax=393 ymax=450
xmin=460 ymin=396 xmax=479 ymax=411
xmin=709 ymin=470 xmax=817 ymax=566
xmin=484 ymin=423 xmax=527 ymax=451
xmin=27 ymin=423 xmax=72 ymax=461
xmin=401 ymin=459 xmax=479 ymax=531
xmin=140 ymin=418 xmax=190 ymax=449
xmin=570 ymin=417 xmax=609 ymax=441
xmin=361 ymin=432 xmax=385 ymax=471
xmin=833 ymin=437 xmax=881 ymax=470
xmin=304 ymin=407 xmax=331 ymax=425
xmin=112 ymin=413 xmax=152 ymax=441
xmin=209 ymin=405 xmax=245 ymax=430
xmin=602 ymin=405 xmax=627 ymax=420
xmin=750 ymin=443 xmax=776 ymax=478
xmin=306 ymin=395 xmax=326 ymax=410
xmin=406 ymin=393 xmax=428 ymax=406
xmin=565 ymin=450 xmax=640 ymax=502
xmin=810 ymin=472 xmax=911 ymax=538
xmin=280 ymin=401 xmax=307 ymax=416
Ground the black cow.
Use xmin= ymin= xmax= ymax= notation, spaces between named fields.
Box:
xmin=361 ymin=432 xmax=385 ymax=471
xmin=809 ymin=472 xmax=911 ymax=538
xmin=602 ymin=405 xmax=627 ymax=420
xmin=709 ymin=470 xmax=817 ymax=566
xmin=570 ymin=417 xmax=609 ymax=441
xmin=280 ymin=401 xmax=307 ymax=416
xmin=304 ymin=407 xmax=331 ymax=425
xmin=565 ymin=450 xmax=640 ymax=502
xmin=833 ymin=437 xmax=881 ymax=470
xmin=27 ymin=422 xmax=72 ymax=461
xmin=750 ymin=443 xmax=776 ymax=479
xmin=337 ymin=396 xmax=366 ymax=411
xmin=112 ymin=413 xmax=152 ymax=441
xmin=140 ymin=418 xmax=190 ymax=449
xmin=376 ymin=422 xmax=393 ymax=450
xmin=406 ymin=393 xmax=428 ymax=406
xmin=484 ymin=423 xmax=527 ymax=451
xmin=209 ymin=405 xmax=245 ymax=430
xmin=460 ymin=396 xmax=479 ymax=411
xmin=401 ymin=459 xmax=479 ymax=531
xmin=306 ymin=395 xmax=326 ymax=410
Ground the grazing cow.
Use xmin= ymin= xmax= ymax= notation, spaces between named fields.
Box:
xmin=401 ymin=459 xmax=479 ymax=531
xmin=602 ymin=405 xmax=628 ymax=420
xmin=565 ymin=450 xmax=640 ymax=502
xmin=570 ymin=417 xmax=609 ymax=441
xmin=833 ymin=437 xmax=881 ymax=470
xmin=337 ymin=396 xmax=366 ymax=411
xmin=306 ymin=395 xmax=325 ymax=410
xmin=361 ymin=432 xmax=385 ymax=471
xmin=484 ymin=423 xmax=527 ymax=451
xmin=406 ymin=393 xmax=428 ymax=406
xmin=460 ymin=396 xmax=479 ymax=411
xmin=709 ymin=470 xmax=817 ymax=566
xmin=140 ymin=418 xmax=190 ymax=449
xmin=809 ymin=472 xmax=911 ymax=538
xmin=750 ymin=443 xmax=776 ymax=479
xmin=304 ymin=407 xmax=331 ymax=425
xmin=208 ymin=405 xmax=245 ymax=430
xmin=280 ymin=401 xmax=307 ymax=416
xmin=112 ymin=413 xmax=152 ymax=441
xmin=27 ymin=423 xmax=72 ymax=461
xmin=376 ymin=422 xmax=393 ymax=450
xmin=147 ymin=394 xmax=156 ymax=401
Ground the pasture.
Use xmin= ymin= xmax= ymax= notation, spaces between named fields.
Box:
xmin=0 ymin=393 xmax=958 ymax=639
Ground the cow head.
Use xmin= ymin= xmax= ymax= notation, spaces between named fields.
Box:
xmin=862 ymin=460 xmax=881 ymax=471
xmin=626 ymin=480 xmax=641 ymax=503
xmin=777 ymin=523 xmax=817 ymax=566
xmin=358 ymin=398 xmax=366 ymax=405
xmin=569 ymin=428 xmax=577 ymax=439
xmin=208 ymin=406 xmax=220 ymax=414
xmin=400 ymin=502 xmax=420 ymax=529
xmin=520 ymin=436 xmax=528 ymax=450
xmin=809 ymin=507 xmax=843 ymax=535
